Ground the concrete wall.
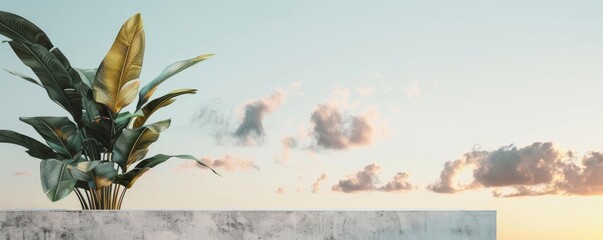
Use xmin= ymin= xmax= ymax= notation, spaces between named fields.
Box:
xmin=0 ymin=210 xmax=495 ymax=240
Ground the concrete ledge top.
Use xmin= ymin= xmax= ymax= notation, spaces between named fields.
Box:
xmin=1 ymin=210 xmax=496 ymax=240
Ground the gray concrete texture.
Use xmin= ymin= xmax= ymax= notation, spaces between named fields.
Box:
xmin=0 ymin=210 xmax=495 ymax=240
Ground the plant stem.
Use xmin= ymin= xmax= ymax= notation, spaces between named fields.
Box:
xmin=118 ymin=187 xmax=127 ymax=209
xmin=74 ymin=188 xmax=86 ymax=210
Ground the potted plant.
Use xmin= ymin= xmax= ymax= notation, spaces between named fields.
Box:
xmin=0 ymin=11 xmax=218 ymax=210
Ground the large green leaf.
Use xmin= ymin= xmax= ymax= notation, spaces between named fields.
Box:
xmin=112 ymin=119 xmax=170 ymax=171
xmin=0 ymin=10 xmax=53 ymax=49
xmin=116 ymin=154 xmax=219 ymax=188
xmin=20 ymin=117 xmax=82 ymax=159
xmin=67 ymin=160 xmax=99 ymax=181
xmin=40 ymin=159 xmax=76 ymax=202
xmin=136 ymin=54 xmax=212 ymax=109
xmin=8 ymin=41 xmax=82 ymax=123
xmin=93 ymin=13 xmax=144 ymax=114
xmin=133 ymin=89 xmax=196 ymax=128
xmin=92 ymin=161 xmax=117 ymax=189
xmin=0 ymin=129 xmax=58 ymax=160
xmin=80 ymin=95 xmax=113 ymax=151
xmin=68 ymin=160 xmax=116 ymax=190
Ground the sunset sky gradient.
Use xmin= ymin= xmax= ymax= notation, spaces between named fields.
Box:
xmin=1 ymin=1 xmax=602 ymax=239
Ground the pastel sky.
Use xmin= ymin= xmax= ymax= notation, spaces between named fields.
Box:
xmin=1 ymin=1 xmax=603 ymax=239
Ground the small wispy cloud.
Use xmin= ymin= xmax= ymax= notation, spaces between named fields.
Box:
xmin=403 ymin=82 xmax=420 ymax=99
xmin=12 ymin=171 xmax=30 ymax=176
xmin=275 ymin=187 xmax=286 ymax=194
xmin=275 ymin=137 xmax=298 ymax=164
xmin=176 ymin=154 xmax=259 ymax=172
xmin=311 ymin=174 xmax=328 ymax=193
xmin=356 ymin=87 xmax=375 ymax=97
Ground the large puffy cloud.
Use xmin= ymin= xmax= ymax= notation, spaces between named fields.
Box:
xmin=233 ymin=90 xmax=285 ymax=145
xmin=176 ymin=154 xmax=259 ymax=172
xmin=428 ymin=142 xmax=603 ymax=197
xmin=309 ymin=105 xmax=383 ymax=150
xmin=332 ymin=164 xmax=415 ymax=193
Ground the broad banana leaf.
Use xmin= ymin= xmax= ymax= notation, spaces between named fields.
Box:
xmin=0 ymin=129 xmax=58 ymax=160
xmin=92 ymin=161 xmax=117 ymax=189
xmin=136 ymin=54 xmax=212 ymax=109
xmin=0 ymin=10 xmax=53 ymax=49
xmin=67 ymin=160 xmax=99 ymax=181
xmin=81 ymin=95 xmax=111 ymax=146
xmin=50 ymin=48 xmax=88 ymax=101
xmin=112 ymin=119 xmax=170 ymax=171
xmin=93 ymin=13 xmax=144 ymax=114
xmin=40 ymin=159 xmax=77 ymax=202
xmin=3 ymin=69 xmax=43 ymax=87
xmin=20 ymin=117 xmax=82 ymax=159
xmin=8 ymin=41 xmax=82 ymax=124
xmin=116 ymin=154 xmax=218 ymax=188
xmin=133 ymin=89 xmax=196 ymax=128
xmin=68 ymin=160 xmax=117 ymax=190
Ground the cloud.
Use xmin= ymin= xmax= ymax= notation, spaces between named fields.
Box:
xmin=332 ymin=164 xmax=381 ymax=193
xmin=275 ymin=137 xmax=298 ymax=164
xmin=403 ymin=82 xmax=420 ymax=99
xmin=428 ymin=142 xmax=603 ymax=197
xmin=380 ymin=172 xmax=415 ymax=192
xmin=233 ymin=89 xmax=285 ymax=146
xmin=332 ymin=164 xmax=415 ymax=193
xmin=176 ymin=154 xmax=259 ymax=172
xmin=311 ymin=174 xmax=328 ymax=193
xmin=558 ymin=152 xmax=603 ymax=195
xmin=195 ymin=85 xmax=297 ymax=146
xmin=194 ymin=99 xmax=234 ymax=144
xmin=12 ymin=171 xmax=30 ymax=176
xmin=309 ymin=105 xmax=384 ymax=150
xmin=275 ymin=187 xmax=285 ymax=194
xmin=427 ymin=151 xmax=488 ymax=194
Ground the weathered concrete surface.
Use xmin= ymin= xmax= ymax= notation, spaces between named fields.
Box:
xmin=0 ymin=210 xmax=495 ymax=240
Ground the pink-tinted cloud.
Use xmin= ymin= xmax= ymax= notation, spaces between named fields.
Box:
xmin=311 ymin=174 xmax=328 ymax=193
xmin=403 ymin=82 xmax=420 ymax=99
xmin=332 ymin=164 xmax=381 ymax=193
xmin=176 ymin=154 xmax=258 ymax=172
xmin=381 ymin=172 xmax=415 ymax=192
xmin=275 ymin=137 xmax=298 ymax=164
xmin=309 ymin=105 xmax=385 ymax=150
xmin=332 ymin=164 xmax=415 ymax=193
xmin=275 ymin=187 xmax=285 ymax=194
xmin=12 ymin=171 xmax=30 ymax=176
xmin=428 ymin=142 xmax=603 ymax=197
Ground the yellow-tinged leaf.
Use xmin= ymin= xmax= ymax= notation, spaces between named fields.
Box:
xmin=94 ymin=13 xmax=145 ymax=114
